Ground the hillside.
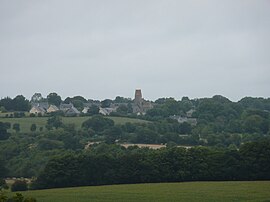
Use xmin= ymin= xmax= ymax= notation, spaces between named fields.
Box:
xmin=17 ymin=181 xmax=270 ymax=202
xmin=0 ymin=116 xmax=148 ymax=133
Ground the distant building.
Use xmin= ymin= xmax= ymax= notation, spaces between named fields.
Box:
xmin=170 ymin=115 xmax=197 ymax=126
xmin=47 ymin=105 xmax=59 ymax=113
xmin=31 ymin=102 xmax=49 ymax=110
xmin=60 ymin=103 xmax=80 ymax=116
xmin=82 ymin=107 xmax=89 ymax=114
xmin=65 ymin=107 xmax=80 ymax=116
xmin=99 ymin=107 xmax=116 ymax=116
xmin=186 ymin=109 xmax=195 ymax=118
xmin=132 ymin=89 xmax=153 ymax=115
xmin=29 ymin=105 xmax=46 ymax=115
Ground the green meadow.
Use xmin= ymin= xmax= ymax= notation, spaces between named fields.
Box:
xmin=13 ymin=181 xmax=270 ymax=202
xmin=0 ymin=116 xmax=148 ymax=133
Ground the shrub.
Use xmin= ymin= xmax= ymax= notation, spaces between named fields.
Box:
xmin=29 ymin=113 xmax=36 ymax=117
xmin=11 ymin=180 xmax=28 ymax=192
xmin=0 ymin=192 xmax=37 ymax=202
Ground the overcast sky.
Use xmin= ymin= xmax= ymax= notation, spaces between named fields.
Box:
xmin=0 ymin=0 xmax=269 ymax=101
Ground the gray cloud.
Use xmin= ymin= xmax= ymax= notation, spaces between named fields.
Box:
xmin=0 ymin=0 xmax=269 ymax=101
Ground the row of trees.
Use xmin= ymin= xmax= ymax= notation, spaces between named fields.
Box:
xmin=80 ymin=115 xmax=266 ymax=147
xmin=146 ymin=96 xmax=270 ymax=135
xmin=33 ymin=139 xmax=270 ymax=189
xmin=0 ymin=95 xmax=30 ymax=112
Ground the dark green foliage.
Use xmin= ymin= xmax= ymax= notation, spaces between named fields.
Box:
xmin=0 ymin=95 xmax=30 ymax=112
xmin=116 ymin=104 xmax=129 ymax=114
xmin=12 ymin=123 xmax=20 ymax=133
xmin=64 ymin=96 xmax=87 ymax=104
xmin=11 ymin=180 xmax=28 ymax=192
xmin=0 ymin=161 xmax=8 ymax=191
xmin=14 ymin=112 xmax=25 ymax=118
xmin=64 ymin=96 xmax=86 ymax=111
xmin=47 ymin=93 xmax=61 ymax=107
xmin=30 ymin=124 xmax=37 ymax=132
xmin=147 ymin=96 xmax=270 ymax=142
xmin=82 ymin=115 xmax=114 ymax=132
xmin=87 ymin=105 xmax=99 ymax=115
xmin=12 ymin=95 xmax=31 ymax=112
xmin=46 ymin=116 xmax=63 ymax=129
xmin=38 ymin=139 xmax=64 ymax=150
xmin=104 ymin=125 xmax=123 ymax=144
xmin=114 ymin=96 xmax=132 ymax=104
xmin=0 ymin=160 xmax=7 ymax=179
xmin=239 ymin=97 xmax=270 ymax=111
xmin=239 ymin=139 xmax=270 ymax=180
xmin=0 ymin=122 xmax=10 ymax=140
xmin=0 ymin=192 xmax=37 ymax=202
xmin=33 ymin=139 xmax=270 ymax=189
xmin=101 ymin=99 xmax=113 ymax=108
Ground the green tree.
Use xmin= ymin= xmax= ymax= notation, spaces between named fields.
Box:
xmin=104 ymin=125 xmax=123 ymax=144
xmin=11 ymin=180 xmax=28 ymax=192
xmin=46 ymin=116 xmax=63 ymax=129
xmin=244 ymin=115 xmax=267 ymax=133
xmin=30 ymin=124 xmax=37 ymax=132
xmin=0 ymin=160 xmax=8 ymax=190
xmin=101 ymin=99 xmax=112 ymax=108
xmin=0 ymin=122 xmax=10 ymax=140
xmin=88 ymin=105 xmax=100 ymax=115
xmin=13 ymin=123 xmax=20 ymax=133
xmin=0 ymin=96 xmax=30 ymax=112
xmin=82 ymin=115 xmax=114 ymax=132
xmin=12 ymin=95 xmax=31 ymax=111
xmin=47 ymin=92 xmax=62 ymax=107
xmin=31 ymin=92 xmax=43 ymax=102
xmin=116 ymin=104 xmax=129 ymax=115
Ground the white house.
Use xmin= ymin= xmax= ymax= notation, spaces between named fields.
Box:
xmin=29 ymin=106 xmax=46 ymax=115
xmin=47 ymin=105 xmax=59 ymax=113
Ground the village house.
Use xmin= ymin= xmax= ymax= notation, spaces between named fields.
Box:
xmin=59 ymin=103 xmax=80 ymax=116
xmin=82 ymin=107 xmax=89 ymax=114
xmin=170 ymin=115 xmax=197 ymax=126
xmin=29 ymin=105 xmax=46 ymax=115
xmin=99 ymin=107 xmax=116 ymax=116
xmin=47 ymin=105 xmax=59 ymax=113
xmin=186 ymin=109 xmax=196 ymax=118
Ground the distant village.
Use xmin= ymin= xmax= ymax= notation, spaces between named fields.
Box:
xmin=29 ymin=89 xmax=197 ymax=125
xmin=30 ymin=89 xmax=153 ymax=116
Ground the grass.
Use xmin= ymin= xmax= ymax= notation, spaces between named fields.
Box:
xmin=11 ymin=181 xmax=270 ymax=202
xmin=0 ymin=116 xmax=148 ymax=133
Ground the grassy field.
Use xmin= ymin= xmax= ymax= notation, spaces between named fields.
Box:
xmin=0 ymin=116 xmax=148 ymax=133
xmin=13 ymin=181 xmax=270 ymax=202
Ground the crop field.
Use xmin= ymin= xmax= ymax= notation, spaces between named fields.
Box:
xmin=13 ymin=181 xmax=270 ymax=202
xmin=0 ymin=116 xmax=148 ymax=133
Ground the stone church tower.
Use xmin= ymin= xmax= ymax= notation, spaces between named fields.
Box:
xmin=134 ymin=89 xmax=142 ymax=103
xmin=132 ymin=89 xmax=153 ymax=114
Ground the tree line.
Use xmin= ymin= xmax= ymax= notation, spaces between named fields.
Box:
xmin=33 ymin=139 xmax=270 ymax=189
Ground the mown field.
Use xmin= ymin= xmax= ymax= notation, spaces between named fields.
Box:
xmin=13 ymin=181 xmax=270 ymax=202
xmin=0 ymin=116 xmax=148 ymax=133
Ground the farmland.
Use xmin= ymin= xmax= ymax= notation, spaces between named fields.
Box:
xmin=15 ymin=181 xmax=270 ymax=202
xmin=0 ymin=116 xmax=148 ymax=133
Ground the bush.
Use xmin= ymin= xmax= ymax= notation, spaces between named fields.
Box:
xmin=0 ymin=178 xmax=8 ymax=190
xmin=11 ymin=180 xmax=28 ymax=192
xmin=30 ymin=124 xmax=37 ymax=132
xmin=0 ymin=192 xmax=36 ymax=202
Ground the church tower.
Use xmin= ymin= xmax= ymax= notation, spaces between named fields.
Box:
xmin=134 ymin=89 xmax=142 ymax=103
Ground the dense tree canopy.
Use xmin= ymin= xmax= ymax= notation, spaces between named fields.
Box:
xmin=0 ymin=95 xmax=30 ymax=112
xmin=33 ymin=139 xmax=270 ymax=189
xmin=82 ymin=115 xmax=114 ymax=133
xmin=47 ymin=92 xmax=62 ymax=107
